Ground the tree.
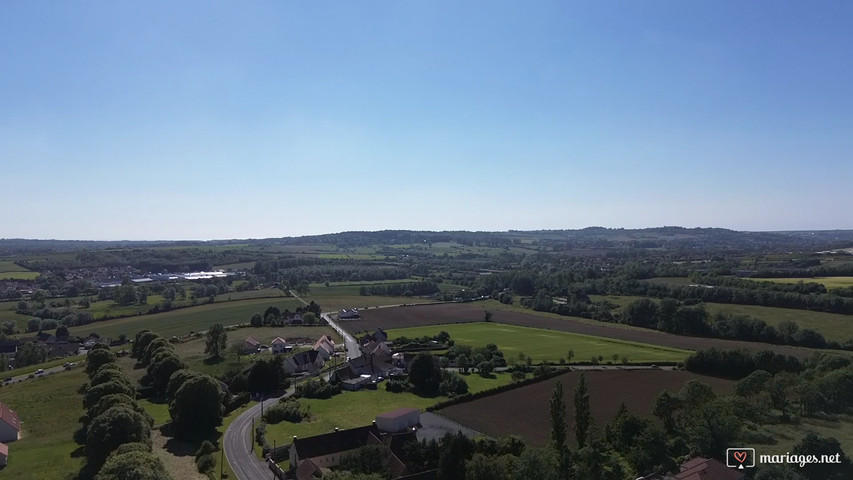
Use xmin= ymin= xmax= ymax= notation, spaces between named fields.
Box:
xmin=574 ymin=372 xmax=592 ymax=449
xmin=735 ymin=369 xmax=772 ymax=400
xmin=250 ymin=313 xmax=263 ymax=327
xmin=86 ymin=348 xmax=117 ymax=377
xmin=94 ymin=448 xmax=174 ymax=480
xmin=204 ymin=323 xmax=227 ymax=359
xmin=484 ymin=310 xmax=493 ymax=322
xmin=86 ymin=405 xmax=152 ymax=469
xmin=169 ymin=374 xmax=224 ymax=439
xmin=437 ymin=432 xmax=475 ymax=480
xmin=513 ymin=448 xmax=560 ymax=480
xmin=458 ymin=355 xmax=469 ymax=373
xmin=408 ymin=353 xmax=443 ymax=396
xmin=621 ymin=298 xmax=658 ymax=329
xmin=132 ymin=331 xmax=158 ymax=358
xmin=302 ymin=312 xmax=318 ymax=325
xmin=652 ymin=390 xmax=683 ymax=433
xmin=791 ymin=434 xmax=851 ymax=480
xmin=149 ymin=354 xmax=186 ymax=396
xmin=84 ymin=380 xmax=137 ymax=410
xmin=140 ymin=337 xmax=172 ymax=366
xmin=338 ymin=445 xmax=388 ymax=477
xmin=55 ymin=324 xmax=69 ymax=337
xmin=465 ymin=453 xmax=510 ymax=480
xmin=549 ymin=381 xmax=571 ymax=478
xmin=165 ymin=369 xmax=202 ymax=400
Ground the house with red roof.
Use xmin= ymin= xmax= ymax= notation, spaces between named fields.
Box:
xmin=0 ymin=442 xmax=8 ymax=466
xmin=0 ymin=402 xmax=21 ymax=443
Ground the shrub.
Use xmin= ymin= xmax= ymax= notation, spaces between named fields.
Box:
xmin=264 ymin=399 xmax=305 ymax=424
xmin=385 ymin=379 xmax=411 ymax=393
xmin=295 ymin=378 xmax=341 ymax=399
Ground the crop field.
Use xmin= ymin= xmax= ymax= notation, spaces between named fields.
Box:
xmin=0 ymin=260 xmax=39 ymax=280
xmin=591 ymin=294 xmax=853 ymax=343
xmin=385 ymin=323 xmax=691 ymax=363
xmin=0 ymin=368 xmax=86 ymax=479
xmin=747 ymin=276 xmax=853 ymax=289
xmin=305 ymin=284 xmax=437 ymax=312
xmin=347 ymin=303 xmax=820 ymax=359
xmin=644 ymin=277 xmax=692 ymax=287
xmin=67 ymin=297 xmax=304 ymax=340
xmin=439 ymin=369 xmax=734 ymax=447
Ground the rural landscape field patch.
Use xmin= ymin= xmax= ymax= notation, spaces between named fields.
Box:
xmin=439 ymin=369 xmax=734 ymax=447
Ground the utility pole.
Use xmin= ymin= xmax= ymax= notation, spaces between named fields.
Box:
xmin=220 ymin=442 xmax=224 ymax=479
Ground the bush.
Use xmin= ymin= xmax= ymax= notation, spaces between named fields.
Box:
xmin=385 ymin=379 xmax=411 ymax=393
xmin=439 ymin=371 xmax=469 ymax=397
xmin=295 ymin=378 xmax=340 ymax=399
xmin=264 ymin=399 xmax=306 ymax=424
xmin=196 ymin=453 xmax=215 ymax=474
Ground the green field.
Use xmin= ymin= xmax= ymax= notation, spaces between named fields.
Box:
xmin=747 ymin=276 xmax=853 ymax=289
xmin=385 ymin=322 xmax=691 ymax=363
xmin=591 ymin=294 xmax=853 ymax=342
xmin=0 ymin=260 xmax=39 ymax=280
xmin=67 ymin=297 xmax=304 ymax=340
xmin=262 ymin=372 xmax=514 ymax=449
xmin=305 ymin=284 xmax=437 ymax=312
xmin=0 ymin=369 xmax=86 ymax=479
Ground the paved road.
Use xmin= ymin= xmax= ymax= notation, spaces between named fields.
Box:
xmin=224 ymin=394 xmax=289 ymax=480
xmin=324 ymin=313 xmax=361 ymax=360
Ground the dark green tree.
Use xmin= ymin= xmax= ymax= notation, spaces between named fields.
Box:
xmin=574 ymin=373 xmax=592 ymax=449
xmin=204 ymin=323 xmax=227 ymax=359
xmin=86 ymin=405 xmax=152 ymax=469
xmin=169 ymin=374 xmax=224 ymax=439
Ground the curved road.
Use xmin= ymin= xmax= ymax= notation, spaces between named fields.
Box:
xmin=225 ymin=294 xmax=366 ymax=480
xmin=224 ymin=397 xmax=272 ymax=480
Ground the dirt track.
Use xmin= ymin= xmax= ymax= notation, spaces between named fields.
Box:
xmin=343 ymin=303 xmax=818 ymax=359
xmin=440 ymin=369 xmax=734 ymax=447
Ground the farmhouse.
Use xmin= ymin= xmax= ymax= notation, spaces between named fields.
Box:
xmin=313 ymin=335 xmax=336 ymax=360
xmin=284 ymin=350 xmax=325 ymax=376
xmin=284 ymin=312 xmax=304 ymax=324
xmin=0 ymin=402 xmax=21 ymax=443
xmin=289 ymin=412 xmax=420 ymax=480
xmin=271 ymin=337 xmax=290 ymax=354
xmin=0 ymin=442 xmax=7 ymax=467
xmin=243 ymin=337 xmax=261 ymax=354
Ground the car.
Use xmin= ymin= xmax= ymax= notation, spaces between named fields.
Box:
xmin=35 ymin=368 xmax=44 ymax=374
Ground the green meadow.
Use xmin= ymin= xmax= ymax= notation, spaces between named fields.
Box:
xmin=0 ymin=369 xmax=86 ymax=479
xmin=591 ymin=294 xmax=853 ymax=343
xmin=385 ymin=322 xmax=691 ymax=364
xmin=67 ymin=297 xmax=304 ymax=340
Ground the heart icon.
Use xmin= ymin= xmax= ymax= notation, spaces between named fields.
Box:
xmin=733 ymin=451 xmax=747 ymax=464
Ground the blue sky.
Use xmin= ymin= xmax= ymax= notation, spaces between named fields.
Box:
xmin=1 ymin=1 xmax=851 ymax=240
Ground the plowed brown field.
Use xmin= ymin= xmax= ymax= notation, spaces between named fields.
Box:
xmin=439 ymin=369 xmax=734 ymax=447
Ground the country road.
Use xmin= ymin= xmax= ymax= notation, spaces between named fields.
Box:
xmin=224 ymin=393 xmax=289 ymax=480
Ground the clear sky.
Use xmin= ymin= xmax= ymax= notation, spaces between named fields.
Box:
xmin=1 ymin=1 xmax=851 ymax=240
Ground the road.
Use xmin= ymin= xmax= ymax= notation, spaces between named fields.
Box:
xmin=224 ymin=393 xmax=288 ymax=480
xmin=323 ymin=313 xmax=361 ymax=360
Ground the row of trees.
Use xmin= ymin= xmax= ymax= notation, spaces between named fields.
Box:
xmin=76 ymin=344 xmax=173 ymax=480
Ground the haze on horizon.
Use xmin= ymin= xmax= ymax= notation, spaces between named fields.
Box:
xmin=2 ymin=1 xmax=851 ymax=241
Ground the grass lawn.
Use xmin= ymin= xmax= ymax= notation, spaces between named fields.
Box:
xmin=139 ymin=399 xmax=172 ymax=426
xmin=262 ymin=372 xmax=515 ymax=450
xmin=67 ymin=297 xmax=304 ymax=341
xmin=590 ymin=294 xmax=853 ymax=343
xmin=385 ymin=322 xmax=691 ymax=364
xmin=0 ymin=369 xmax=86 ymax=480
xmin=0 ymin=261 xmax=29 ymax=272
